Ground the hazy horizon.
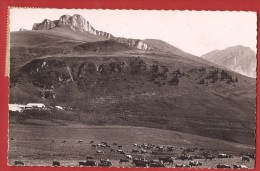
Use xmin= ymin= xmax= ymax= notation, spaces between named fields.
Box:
xmin=9 ymin=8 xmax=257 ymax=56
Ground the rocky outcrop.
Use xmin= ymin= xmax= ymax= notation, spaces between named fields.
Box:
xmin=201 ymin=46 xmax=256 ymax=78
xmin=32 ymin=14 xmax=151 ymax=50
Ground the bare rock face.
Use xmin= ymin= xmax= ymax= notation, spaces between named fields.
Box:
xmin=32 ymin=14 xmax=151 ymax=50
xmin=201 ymin=46 xmax=256 ymax=78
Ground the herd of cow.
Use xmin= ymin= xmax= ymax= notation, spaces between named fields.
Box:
xmin=13 ymin=140 xmax=255 ymax=168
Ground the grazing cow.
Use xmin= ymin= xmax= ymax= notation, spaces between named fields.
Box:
xmin=78 ymin=140 xmax=83 ymax=143
xmin=90 ymin=141 xmax=94 ymax=144
xmin=80 ymin=160 xmax=97 ymax=166
xmin=110 ymin=149 xmax=116 ymax=153
xmin=117 ymin=149 xmax=125 ymax=154
xmin=233 ymin=165 xmax=248 ymax=169
xmin=149 ymin=162 xmax=165 ymax=168
xmin=92 ymin=144 xmax=97 ymax=148
xmin=86 ymin=156 xmax=94 ymax=160
xmin=118 ymin=145 xmax=123 ymax=148
xmin=52 ymin=161 xmax=60 ymax=166
xmin=132 ymin=160 xmax=150 ymax=167
xmin=141 ymin=149 xmax=147 ymax=154
xmin=96 ymin=150 xmax=103 ymax=153
xmin=132 ymin=149 xmax=139 ymax=153
xmin=98 ymin=161 xmax=112 ymax=167
xmin=119 ymin=159 xmax=129 ymax=164
xmin=113 ymin=143 xmax=118 ymax=146
xmin=133 ymin=143 xmax=138 ymax=147
xmin=246 ymin=153 xmax=255 ymax=159
xmin=126 ymin=155 xmax=133 ymax=159
xmin=242 ymin=156 xmax=250 ymax=163
xmin=178 ymin=154 xmax=193 ymax=160
xmin=189 ymin=161 xmax=202 ymax=167
xmin=205 ymin=155 xmax=214 ymax=161
xmin=175 ymin=164 xmax=191 ymax=168
xmin=100 ymin=159 xmax=109 ymax=163
xmin=11 ymin=138 xmax=15 ymax=140
xmin=159 ymin=157 xmax=174 ymax=164
xmin=152 ymin=151 xmax=160 ymax=155
xmin=14 ymin=161 xmax=24 ymax=166
xmin=218 ymin=153 xmax=228 ymax=158
xmin=216 ymin=164 xmax=232 ymax=168
xmin=194 ymin=155 xmax=204 ymax=159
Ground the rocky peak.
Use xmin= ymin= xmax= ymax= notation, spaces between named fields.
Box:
xmin=31 ymin=14 xmax=151 ymax=50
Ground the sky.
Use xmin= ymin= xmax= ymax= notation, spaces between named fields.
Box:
xmin=9 ymin=8 xmax=257 ymax=56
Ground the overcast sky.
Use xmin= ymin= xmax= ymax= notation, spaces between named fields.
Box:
xmin=9 ymin=8 xmax=257 ymax=56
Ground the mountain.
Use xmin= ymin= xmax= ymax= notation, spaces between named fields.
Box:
xmin=32 ymin=14 xmax=151 ymax=51
xmin=201 ymin=46 xmax=256 ymax=78
xmin=9 ymin=14 xmax=256 ymax=146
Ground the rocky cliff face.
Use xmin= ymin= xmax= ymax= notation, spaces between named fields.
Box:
xmin=32 ymin=14 xmax=151 ymax=50
xmin=201 ymin=46 xmax=257 ymax=78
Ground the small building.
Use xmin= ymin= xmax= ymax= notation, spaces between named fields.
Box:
xmin=26 ymin=103 xmax=45 ymax=109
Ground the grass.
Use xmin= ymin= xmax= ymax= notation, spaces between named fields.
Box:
xmin=8 ymin=123 xmax=255 ymax=168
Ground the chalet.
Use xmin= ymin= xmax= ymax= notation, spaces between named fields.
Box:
xmin=26 ymin=103 xmax=45 ymax=109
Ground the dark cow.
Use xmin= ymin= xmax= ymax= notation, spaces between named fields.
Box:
xmin=242 ymin=156 xmax=250 ymax=163
xmin=216 ymin=164 xmax=231 ymax=168
xmin=92 ymin=144 xmax=97 ymax=148
xmin=78 ymin=140 xmax=83 ymax=143
xmin=113 ymin=143 xmax=118 ymax=146
xmin=119 ymin=159 xmax=129 ymax=164
xmin=175 ymin=164 xmax=191 ymax=168
xmin=159 ymin=157 xmax=174 ymax=164
xmin=110 ymin=149 xmax=116 ymax=153
xmin=132 ymin=160 xmax=150 ymax=167
xmin=233 ymin=165 xmax=248 ymax=169
xmin=152 ymin=151 xmax=160 ymax=155
xmin=51 ymin=140 xmax=55 ymax=143
xmin=81 ymin=160 xmax=97 ymax=166
xmin=14 ymin=161 xmax=24 ymax=166
xmin=189 ymin=161 xmax=202 ymax=167
xmin=205 ymin=155 xmax=214 ymax=161
xmin=90 ymin=141 xmax=94 ymax=144
xmin=11 ymin=138 xmax=15 ymax=141
xmin=194 ymin=155 xmax=204 ymax=159
xmin=246 ymin=153 xmax=255 ymax=160
xmin=118 ymin=145 xmax=123 ymax=148
xmin=178 ymin=154 xmax=193 ymax=160
xmin=52 ymin=161 xmax=60 ymax=166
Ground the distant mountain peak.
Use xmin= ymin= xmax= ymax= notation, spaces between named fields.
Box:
xmin=201 ymin=45 xmax=256 ymax=78
xmin=31 ymin=14 xmax=151 ymax=50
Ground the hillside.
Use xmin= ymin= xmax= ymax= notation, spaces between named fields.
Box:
xmin=201 ymin=46 xmax=256 ymax=78
xmin=9 ymin=14 xmax=256 ymax=147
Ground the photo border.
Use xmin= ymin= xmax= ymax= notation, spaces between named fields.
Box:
xmin=0 ymin=0 xmax=259 ymax=171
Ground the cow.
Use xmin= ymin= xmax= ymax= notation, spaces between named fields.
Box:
xmin=242 ymin=156 xmax=250 ymax=163
xmin=14 ymin=161 xmax=24 ymax=166
xmin=110 ymin=149 xmax=116 ymax=153
xmin=126 ymin=155 xmax=133 ymax=159
xmin=216 ymin=164 xmax=232 ymax=168
xmin=81 ymin=160 xmax=97 ymax=166
xmin=117 ymin=149 xmax=125 ymax=154
xmin=51 ymin=140 xmax=55 ymax=143
xmin=159 ymin=157 xmax=174 ymax=164
xmin=113 ymin=143 xmax=118 ymax=146
xmin=178 ymin=154 xmax=193 ymax=160
xmin=194 ymin=155 xmax=204 ymax=159
xmin=78 ymin=140 xmax=83 ymax=143
xmin=218 ymin=153 xmax=228 ymax=158
xmin=233 ymin=165 xmax=248 ymax=169
xmin=86 ymin=156 xmax=94 ymax=160
xmin=246 ymin=153 xmax=255 ymax=160
xmin=119 ymin=159 xmax=129 ymax=164
xmin=100 ymin=159 xmax=109 ymax=163
xmin=96 ymin=150 xmax=103 ymax=153
xmin=52 ymin=161 xmax=60 ymax=166
xmin=141 ymin=149 xmax=147 ymax=154
xmin=92 ymin=144 xmax=97 ymax=148
xmin=132 ymin=160 xmax=150 ymax=167
xmin=98 ymin=161 xmax=112 ymax=167
xmin=118 ymin=145 xmax=123 ymax=148
xmin=133 ymin=143 xmax=138 ymax=147
xmin=189 ymin=161 xmax=202 ymax=167
xmin=205 ymin=155 xmax=214 ymax=161
xmin=11 ymin=138 xmax=15 ymax=141
xmin=90 ymin=141 xmax=94 ymax=144
xmin=152 ymin=151 xmax=160 ymax=155
xmin=175 ymin=164 xmax=191 ymax=168
xmin=132 ymin=149 xmax=139 ymax=153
